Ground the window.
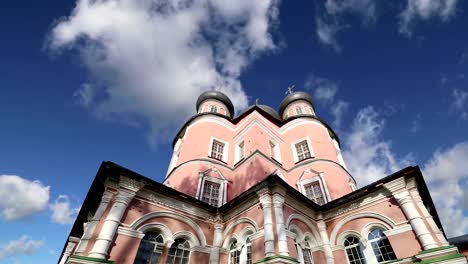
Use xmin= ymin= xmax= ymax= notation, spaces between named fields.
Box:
xmin=304 ymin=181 xmax=325 ymax=205
xmin=229 ymin=240 xmax=240 ymax=264
xmin=210 ymin=105 xmax=217 ymax=113
xmin=302 ymin=247 xmax=314 ymax=264
xmin=201 ymin=181 xmax=220 ymax=206
xmin=246 ymin=238 xmax=252 ymax=264
xmin=167 ymin=239 xmax=190 ymax=264
xmin=211 ymin=140 xmax=224 ymax=160
xmin=295 ymin=140 xmax=312 ymax=161
xmin=296 ymin=106 xmax=303 ymax=115
xmin=134 ymin=232 xmax=164 ymax=264
xmin=368 ymin=229 xmax=396 ymax=263
xmin=239 ymin=141 xmax=245 ymax=160
xmin=344 ymin=237 xmax=366 ymax=264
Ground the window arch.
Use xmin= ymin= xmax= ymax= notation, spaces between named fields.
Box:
xmin=344 ymin=236 xmax=365 ymax=264
xmin=167 ymin=238 xmax=190 ymax=264
xmin=134 ymin=231 xmax=164 ymax=264
xmin=368 ymin=229 xmax=396 ymax=263
xmin=229 ymin=240 xmax=241 ymax=264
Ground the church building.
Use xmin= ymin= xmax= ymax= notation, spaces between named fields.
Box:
xmin=59 ymin=90 xmax=468 ymax=264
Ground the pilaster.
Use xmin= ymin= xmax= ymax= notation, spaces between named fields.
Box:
xmin=257 ymin=187 xmax=275 ymax=257
xmin=209 ymin=222 xmax=224 ymax=264
xmin=272 ymin=193 xmax=289 ymax=256
xmin=317 ymin=220 xmax=334 ymax=264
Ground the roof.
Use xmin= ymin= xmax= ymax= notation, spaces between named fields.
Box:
xmin=59 ymin=161 xmax=447 ymax=263
xmin=196 ymin=91 xmax=234 ymax=117
xmin=448 ymin=234 xmax=468 ymax=246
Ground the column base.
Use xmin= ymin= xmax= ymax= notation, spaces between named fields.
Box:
xmin=380 ymin=246 xmax=467 ymax=264
xmin=255 ymin=255 xmax=300 ymax=264
xmin=66 ymin=255 xmax=115 ymax=264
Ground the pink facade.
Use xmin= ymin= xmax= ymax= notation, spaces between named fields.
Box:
xmin=60 ymin=90 xmax=467 ymax=264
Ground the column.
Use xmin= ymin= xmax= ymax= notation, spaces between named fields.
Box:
xmin=59 ymin=237 xmax=79 ymax=264
xmin=317 ymin=220 xmax=334 ymax=264
xmin=161 ymin=239 xmax=175 ymax=263
xmin=88 ymin=188 xmax=137 ymax=259
xmin=272 ymin=194 xmax=289 ymax=256
xmin=209 ymin=223 xmax=224 ymax=264
xmin=410 ymin=190 xmax=448 ymax=246
xmin=393 ymin=191 xmax=438 ymax=249
xmin=75 ymin=190 xmax=113 ymax=255
xmin=258 ymin=190 xmax=275 ymax=257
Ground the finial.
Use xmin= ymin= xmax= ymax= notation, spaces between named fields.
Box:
xmin=255 ymin=98 xmax=260 ymax=105
xmin=286 ymin=84 xmax=295 ymax=95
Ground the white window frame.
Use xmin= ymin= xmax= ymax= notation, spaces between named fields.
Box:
xmin=269 ymin=140 xmax=282 ymax=163
xmin=296 ymin=106 xmax=304 ymax=115
xmin=209 ymin=137 xmax=229 ymax=163
xmin=196 ymin=175 xmax=227 ymax=207
xmin=234 ymin=141 xmax=245 ymax=164
xmin=298 ymin=176 xmax=327 ymax=205
xmin=344 ymin=236 xmax=366 ymax=264
xmin=291 ymin=137 xmax=314 ymax=163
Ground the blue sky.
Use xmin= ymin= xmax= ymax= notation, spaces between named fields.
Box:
xmin=1 ymin=0 xmax=468 ymax=263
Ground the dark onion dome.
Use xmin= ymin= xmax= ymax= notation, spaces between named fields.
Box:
xmin=278 ymin=91 xmax=315 ymax=117
xmin=196 ymin=90 xmax=234 ymax=116
xmin=257 ymin=105 xmax=281 ymax=120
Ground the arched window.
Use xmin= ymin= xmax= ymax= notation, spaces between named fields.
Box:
xmin=134 ymin=232 xmax=164 ymax=264
xmin=167 ymin=238 xmax=190 ymax=264
xmin=368 ymin=229 xmax=396 ymax=263
xmin=246 ymin=238 xmax=252 ymax=264
xmin=344 ymin=236 xmax=365 ymax=264
xmin=302 ymin=237 xmax=314 ymax=264
xmin=229 ymin=240 xmax=240 ymax=264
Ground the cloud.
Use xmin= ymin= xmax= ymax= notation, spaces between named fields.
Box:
xmin=451 ymin=88 xmax=468 ymax=120
xmin=0 ymin=236 xmax=44 ymax=259
xmin=410 ymin=114 xmax=422 ymax=133
xmin=314 ymin=0 xmax=376 ymax=51
xmin=0 ymin=175 xmax=50 ymax=221
xmin=342 ymin=106 xmax=412 ymax=185
xmin=47 ymin=0 xmax=280 ymax=145
xmin=399 ymin=0 xmax=459 ymax=36
xmin=305 ymin=74 xmax=349 ymax=128
xmin=49 ymin=195 xmax=80 ymax=225
xmin=423 ymin=141 xmax=468 ymax=237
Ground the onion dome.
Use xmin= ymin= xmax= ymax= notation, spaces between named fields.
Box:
xmin=278 ymin=91 xmax=315 ymax=117
xmin=196 ymin=90 xmax=234 ymax=117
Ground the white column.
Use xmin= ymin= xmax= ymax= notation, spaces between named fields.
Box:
xmin=239 ymin=243 xmax=248 ymax=264
xmin=272 ymin=194 xmax=289 ymax=256
xmin=296 ymin=245 xmax=305 ymax=264
xmin=75 ymin=190 xmax=113 ymax=255
xmin=59 ymin=237 xmax=79 ymax=264
xmin=258 ymin=191 xmax=275 ymax=257
xmin=393 ymin=191 xmax=438 ymax=250
xmin=209 ymin=223 xmax=224 ymax=264
xmin=317 ymin=220 xmax=334 ymax=264
xmin=410 ymin=189 xmax=448 ymax=246
xmin=88 ymin=189 xmax=136 ymax=259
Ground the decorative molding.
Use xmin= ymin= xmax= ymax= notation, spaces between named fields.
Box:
xmin=172 ymin=230 xmax=201 ymax=247
xmin=192 ymin=245 xmax=211 ymax=254
xmin=383 ymin=177 xmax=407 ymax=194
xmin=223 ymin=217 xmax=259 ymax=238
xmin=285 ymin=214 xmax=322 ymax=245
xmin=117 ymin=227 xmax=144 ymax=239
xmin=384 ymin=224 xmax=412 ymax=236
xmin=136 ymin=223 xmax=173 ymax=241
xmin=119 ymin=175 xmax=146 ymax=193
xmin=324 ymin=190 xmax=390 ymax=220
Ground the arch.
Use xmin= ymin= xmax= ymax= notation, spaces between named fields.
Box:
xmin=239 ymin=226 xmax=256 ymax=244
xmin=303 ymin=232 xmax=319 ymax=248
xmin=129 ymin=211 xmax=207 ymax=246
xmin=172 ymin=231 xmax=201 ymax=247
xmin=222 ymin=233 xmax=241 ymax=249
xmin=336 ymin=230 xmax=362 ymax=248
xmin=286 ymin=214 xmax=321 ymax=245
xmin=223 ymin=217 xmax=259 ymax=238
xmin=330 ymin=212 xmax=397 ymax=247
xmin=361 ymin=222 xmax=391 ymax=239
xmin=137 ymin=223 xmax=173 ymax=242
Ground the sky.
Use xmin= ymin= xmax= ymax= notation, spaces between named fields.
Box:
xmin=0 ymin=0 xmax=467 ymax=263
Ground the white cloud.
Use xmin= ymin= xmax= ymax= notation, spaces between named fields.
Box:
xmin=410 ymin=114 xmax=422 ymax=133
xmin=0 ymin=175 xmax=50 ymax=221
xmin=315 ymin=18 xmax=342 ymax=52
xmin=423 ymin=141 xmax=468 ymax=237
xmin=0 ymin=235 xmax=44 ymax=259
xmin=49 ymin=195 xmax=80 ymax=225
xmin=451 ymin=88 xmax=468 ymax=120
xmin=399 ymin=0 xmax=459 ymax=36
xmin=305 ymin=74 xmax=349 ymax=128
xmin=343 ymin=106 xmax=412 ymax=185
xmin=48 ymin=0 xmax=280 ymax=145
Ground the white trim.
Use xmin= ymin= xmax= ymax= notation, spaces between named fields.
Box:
xmin=269 ymin=140 xmax=282 ymax=163
xmin=291 ymin=137 xmax=314 ymax=163
xmin=197 ymin=174 xmax=227 ymax=206
xmin=296 ymin=173 xmax=328 ymax=205
xmin=235 ymin=140 xmax=245 ymax=164
xmin=223 ymin=217 xmax=259 ymax=238
xmin=383 ymin=224 xmax=412 ymax=236
xmin=172 ymin=230 xmax=201 ymax=247
xmin=285 ymin=214 xmax=322 ymax=246
xmin=137 ymin=223 xmax=174 ymax=241
xmin=117 ymin=226 xmax=145 ymax=239
xmin=209 ymin=136 xmax=229 ymax=163
xmin=129 ymin=211 xmax=207 ymax=246
xmin=330 ymin=212 xmax=397 ymax=247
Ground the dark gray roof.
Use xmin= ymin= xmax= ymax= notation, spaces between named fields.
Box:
xmin=448 ymin=234 xmax=468 ymax=246
xmin=196 ymin=91 xmax=234 ymax=116
xmin=279 ymin=91 xmax=314 ymax=116
xmin=257 ymin=105 xmax=281 ymax=120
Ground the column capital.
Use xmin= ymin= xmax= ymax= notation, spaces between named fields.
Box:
xmin=272 ymin=193 xmax=285 ymax=207
xmin=214 ymin=223 xmax=224 ymax=231
xmin=119 ymin=175 xmax=146 ymax=193
xmin=317 ymin=220 xmax=327 ymax=231
xmin=383 ymin=177 xmax=406 ymax=194
xmin=393 ymin=190 xmax=413 ymax=205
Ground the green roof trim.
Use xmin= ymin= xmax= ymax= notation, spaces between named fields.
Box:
xmin=255 ymin=255 xmax=300 ymax=263
xmin=418 ymin=253 xmax=465 ymax=264
xmin=418 ymin=246 xmax=456 ymax=255
xmin=69 ymin=255 xmax=115 ymax=263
